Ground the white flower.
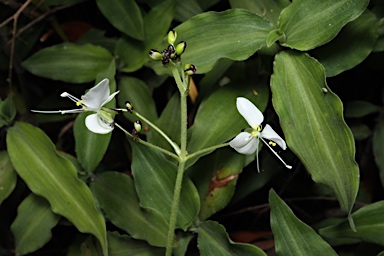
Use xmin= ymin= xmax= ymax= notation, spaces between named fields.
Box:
xmin=32 ymin=79 xmax=119 ymax=134
xmin=229 ymin=97 xmax=292 ymax=170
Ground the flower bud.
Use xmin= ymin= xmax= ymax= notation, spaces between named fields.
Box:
xmin=134 ymin=120 xmax=142 ymax=133
xmin=167 ymin=30 xmax=177 ymax=45
xmin=125 ymin=101 xmax=133 ymax=113
xmin=184 ymin=64 xmax=196 ymax=76
xmin=175 ymin=41 xmax=187 ymax=56
xmin=149 ymin=49 xmax=163 ymax=61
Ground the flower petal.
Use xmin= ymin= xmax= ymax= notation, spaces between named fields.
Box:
xmin=236 ymin=97 xmax=263 ymax=128
xmin=101 ymin=91 xmax=120 ymax=106
xmin=85 ymin=113 xmax=113 ymax=134
xmin=82 ymin=79 xmax=110 ymax=109
xmin=229 ymin=132 xmax=259 ymax=155
xmin=261 ymin=124 xmax=287 ymax=150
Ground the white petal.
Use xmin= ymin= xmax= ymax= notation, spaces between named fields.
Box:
xmin=101 ymin=91 xmax=120 ymax=106
xmin=229 ymin=132 xmax=259 ymax=155
xmin=82 ymin=79 xmax=110 ymax=109
xmin=261 ymin=124 xmax=287 ymax=150
xmin=236 ymin=97 xmax=263 ymax=128
xmin=85 ymin=113 xmax=113 ymax=134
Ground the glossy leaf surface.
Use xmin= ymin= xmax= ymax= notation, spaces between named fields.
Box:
xmin=7 ymin=122 xmax=108 ymax=255
xmin=270 ymin=51 xmax=359 ymax=214
xmin=11 ymin=194 xmax=60 ymax=255
xmin=22 ymin=43 xmax=113 ymax=83
xmin=269 ymin=189 xmax=337 ymax=256
xmin=278 ymin=0 xmax=369 ymax=50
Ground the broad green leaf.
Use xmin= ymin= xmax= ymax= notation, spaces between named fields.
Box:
xmin=22 ymin=43 xmax=113 ymax=83
xmin=312 ymin=10 xmax=379 ymax=77
xmin=0 ymin=151 xmax=16 ymax=205
xmin=108 ymin=231 xmax=165 ymax=255
xmin=150 ymin=9 xmax=274 ymax=74
xmin=373 ymin=121 xmax=384 ymax=188
xmin=277 ymin=0 xmax=369 ymax=50
xmin=149 ymin=92 xmax=180 ymax=151
xmin=116 ymin=0 xmax=174 ymax=72
xmin=319 ymin=200 xmax=384 ymax=246
xmin=77 ymin=29 xmax=117 ymax=53
xmin=130 ymin=142 xmax=200 ymax=230
xmin=269 ymin=189 xmax=337 ymax=256
xmin=197 ymin=220 xmax=266 ymax=256
xmin=187 ymin=80 xmax=269 ymax=154
xmin=96 ymin=0 xmax=144 ymax=40
xmin=11 ymin=194 xmax=60 ymax=255
xmin=270 ymin=50 xmax=359 ymax=215
xmin=91 ymin=172 xmax=169 ymax=247
xmin=174 ymin=0 xmax=202 ymax=22
xmin=229 ymin=0 xmax=290 ymax=27
xmin=74 ymin=61 xmax=116 ymax=173
xmin=345 ymin=100 xmax=382 ymax=118
xmin=117 ymin=76 xmax=157 ymax=127
xmin=6 ymin=122 xmax=108 ymax=255
xmin=188 ymin=148 xmax=245 ymax=220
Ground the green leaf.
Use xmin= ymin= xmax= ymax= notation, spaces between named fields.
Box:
xmin=74 ymin=62 xmax=116 ymax=173
xmin=0 ymin=96 xmax=17 ymax=124
xmin=91 ymin=172 xmax=169 ymax=247
xmin=11 ymin=194 xmax=60 ymax=255
xmin=108 ymin=231 xmax=165 ymax=255
xmin=311 ymin=10 xmax=379 ymax=77
xmin=187 ymin=80 xmax=269 ymax=154
xmin=229 ymin=0 xmax=290 ymax=27
xmin=197 ymin=220 xmax=266 ymax=256
xmin=6 ymin=122 xmax=108 ymax=255
xmin=67 ymin=235 xmax=101 ymax=256
xmin=150 ymin=9 xmax=274 ymax=74
xmin=149 ymin=92 xmax=180 ymax=151
xmin=0 ymin=151 xmax=17 ymax=205
xmin=350 ymin=123 xmax=371 ymax=141
xmin=174 ymin=0 xmax=203 ymax=22
xmin=270 ymin=50 xmax=359 ymax=215
xmin=278 ymin=0 xmax=369 ymax=50
xmin=319 ymin=200 xmax=384 ymax=246
xmin=373 ymin=121 xmax=384 ymax=188
xmin=269 ymin=189 xmax=337 ymax=256
xmin=77 ymin=29 xmax=117 ymax=53
xmin=96 ymin=0 xmax=144 ymax=40
xmin=117 ymin=76 xmax=158 ymax=127
xmin=116 ymin=0 xmax=174 ymax=72
xmin=22 ymin=43 xmax=113 ymax=83
xmin=130 ymin=142 xmax=200 ymax=230
xmin=188 ymin=148 xmax=245 ymax=220
xmin=345 ymin=100 xmax=382 ymax=118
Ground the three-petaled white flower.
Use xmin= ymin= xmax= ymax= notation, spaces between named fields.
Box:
xmin=32 ymin=79 xmax=119 ymax=134
xmin=229 ymin=97 xmax=292 ymax=170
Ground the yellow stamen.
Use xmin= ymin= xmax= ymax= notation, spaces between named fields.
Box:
xmin=269 ymin=141 xmax=276 ymax=146
xmin=253 ymin=125 xmax=261 ymax=131
xmin=76 ymin=100 xmax=83 ymax=106
xmin=251 ymin=131 xmax=258 ymax=137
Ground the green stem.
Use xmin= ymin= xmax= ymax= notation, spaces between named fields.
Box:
xmin=133 ymin=111 xmax=181 ymax=156
xmin=114 ymin=123 xmax=179 ymax=160
xmin=165 ymin=67 xmax=189 ymax=256
xmin=186 ymin=143 xmax=230 ymax=161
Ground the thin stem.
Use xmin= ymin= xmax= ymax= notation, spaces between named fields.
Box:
xmin=185 ymin=143 xmax=230 ymax=161
xmin=114 ymin=123 xmax=179 ymax=160
xmin=259 ymin=137 xmax=292 ymax=169
xmin=133 ymin=111 xmax=181 ymax=156
xmin=165 ymin=67 xmax=189 ymax=256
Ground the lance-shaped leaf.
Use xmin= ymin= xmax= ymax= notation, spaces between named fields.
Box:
xmin=270 ymin=50 xmax=359 ymax=215
xmin=6 ymin=122 xmax=108 ymax=255
xmin=269 ymin=189 xmax=337 ymax=256
xmin=22 ymin=43 xmax=113 ymax=83
xmin=91 ymin=172 xmax=169 ymax=247
xmin=130 ymin=142 xmax=200 ymax=230
xmin=277 ymin=0 xmax=369 ymax=51
xmin=96 ymin=0 xmax=144 ymax=40
xmin=11 ymin=194 xmax=60 ymax=255
xmin=312 ymin=10 xmax=379 ymax=77
xmin=197 ymin=220 xmax=266 ymax=256
xmin=0 ymin=151 xmax=16 ymax=205
xmin=319 ymin=200 xmax=384 ymax=246
xmin=74 ymin=61 xmax=116 ymax=173
xmin=150 ymin=9 xmax=274 ymax=74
